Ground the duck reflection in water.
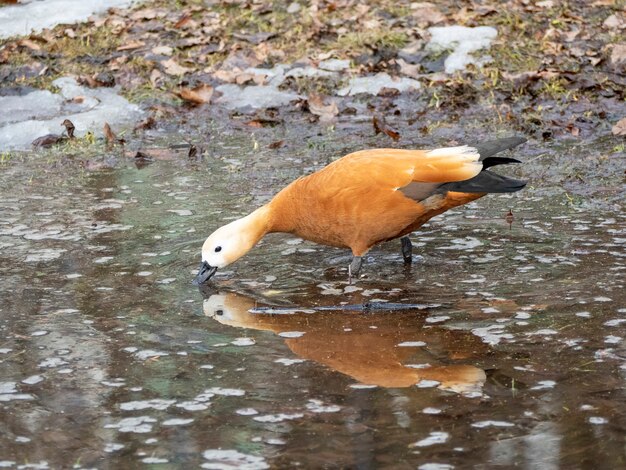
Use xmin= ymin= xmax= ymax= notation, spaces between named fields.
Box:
xmin=202 ymin=291 xmax=487 ymax=392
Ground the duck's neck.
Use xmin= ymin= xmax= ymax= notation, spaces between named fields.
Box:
xmin=238 ymin=204 xmax=273 ymax=248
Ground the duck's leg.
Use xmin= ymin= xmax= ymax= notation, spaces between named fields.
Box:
xmin=400 ymin=236 xmax=413 ymax=264
xmin=348 ymin=256 xmax=363 ymax=283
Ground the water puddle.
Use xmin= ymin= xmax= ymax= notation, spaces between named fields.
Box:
xmin=0 ymin=140 xmax=624 ymax=468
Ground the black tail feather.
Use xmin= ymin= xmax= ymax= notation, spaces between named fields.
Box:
xmin=472 ymin=136 xmax=527 ymax=160
xmin=438 ymin=170 xmax=527 ymax=194
xmin=481 ymin=156 xmax=521 ymax=169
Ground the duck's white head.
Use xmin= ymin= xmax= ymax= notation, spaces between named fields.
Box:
xmin=193 ymin=207 xmax=271 ymax=284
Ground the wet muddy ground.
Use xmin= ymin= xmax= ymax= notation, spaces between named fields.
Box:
xmin=0 ymin=120 xmax=624 ymax=469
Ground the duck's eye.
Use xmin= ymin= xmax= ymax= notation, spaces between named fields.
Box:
xmin=215 ymin=246 xmax=222 ymax=253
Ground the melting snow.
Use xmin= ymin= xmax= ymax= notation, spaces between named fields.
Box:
xmin=427 ymin=25 xmax=497 ymax=73
xmin=0 ymin=0 xmax=135 ymax=39
xmin=0 ymin=77 xmax=143 ymax=150
xmin=202 ymin=450 xmax=269 ymax=470
xmin=337 ymin=72 xmax=420 ymax=96
xmin=253 ymin=413 xmax=304 ymax=423
xmin=411 ymin=431 xmax=450 ymax=447
xmin=119 ymin=399 xmax=176 ymax=411
xmin=306 ymin=399 xmax=341 ymax=413
xmin=471 ymin=420 xmax=514 ymax=428
xmin=162 ymin=418 xmax=194 ymax=426
xmin=104 ymin=416 xmax=157 ymax=433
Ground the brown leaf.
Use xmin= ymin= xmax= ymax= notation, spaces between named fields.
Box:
xmin=372 ymin=114 xmax=400 ymax=141
xmin=268 ymin=140 xmax=285 ymax=149
xmin=32 ymin=134 xmax=65 ymax=148
xmin=61 ymin=119 xmax=75 ymax=139
xmin=603 ymin=13 xmax=626 ymax=30
xmin=410 ymin=2 xmax=446 ymax=27
xmin=177 ymin=84 xmax=214 ymax=105
xmin=612 ymin=118 xmax=626 ymax=136
xmin=245 ymin=120 xmax=264 ymax=128
xmin=396 ymin=58 xmax=421 ymax=79
xmin=134 ymin=116 xmax=156 ymax=132
xmin=174 ymin=14 xmax=193 ymax=29
xmin=161 ymin=58 xmax=192 ymax=76
xmin=117 ymin=41 xmax=145 ymax=52
xmin=104 ymin=123 xmax=125 ymax=147
xmin=307 ymin=93 xmax=338 ymax=124
xmin=17 ymin=39 xmax=41 ymax=51
xmin=610 ymin=44 xmax=626 ymax=67
xmin=149 ymin=69 xmax=163 ymax=87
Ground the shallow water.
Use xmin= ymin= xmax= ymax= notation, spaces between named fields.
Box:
xmin=0 ymin=139 xmax=624 ymax=469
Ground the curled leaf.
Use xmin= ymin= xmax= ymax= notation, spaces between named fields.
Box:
xmin=177 ymin=84 xmax=214 ymax=105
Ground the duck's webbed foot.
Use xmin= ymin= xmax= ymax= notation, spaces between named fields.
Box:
xmin=401 ymin=236 xmax=413 ymax=264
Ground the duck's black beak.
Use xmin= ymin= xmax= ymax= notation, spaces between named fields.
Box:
xmin=192 ymin=261 xmax=217 ymax=285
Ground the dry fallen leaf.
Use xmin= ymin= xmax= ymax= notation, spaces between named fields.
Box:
xmin=396 ymin=58 xmax=421 ymax=79
xmin=268 ymin=140 xmax=285 ymax=149
xmin=177 ymin=84 xmax=214 ymax=105
xmin=32 ymin=134 xmax=65 ymax=148
xmin=612 ymin=118 xmax=626 ymax=136
xmin=62 ymin=119 xmax=75 ymax=139
xmin=117 ymin=41 xmax=145 ymax=52
xmin=373 ymin=114 xmax=400 ymax=141
xmin=161 ymin=58 xmax=192 ymax=76
xmin=610 ymin=44 xmax=626 ymax=67
xmin=104 ymin=122 xmax=125 ymax=147
xmin=149 ymin=69 xmax=163 ymax=87
xmin=410 ymin=2 xmax=446 ymax=26
xmin=307 ymin=93 xmax=338 ymax=124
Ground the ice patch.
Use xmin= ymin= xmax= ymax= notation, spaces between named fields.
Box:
xmin=119 ymin=399 xmax=176 ymax=411
xmin=428 ymin=25 xmax=498 ymax=73
xmin=134 ymin=349 xmax=169 ymax=360
xmin=204 ymin=387 xmax=245 ymax=397
xmin=411 ymin=431 xmax=450 ymax=447
xmin=425 ymin=315 xmax=450 ymax=324
xmin=231 ymin=337 xmax=255 ymax=346
xmin=202 ymin=449 xmax=269 ymax=470
xmin=588 ymin=416 xmax=608 ymax=425
xmin=253 ymin=413 xmax=303 ymax=423
xmin=418 ymin=464 xmax=454 ymax=470
xmin=471 ymin=420 xmax=514 ymax=428
xmin=0 ymin=77 xmax=143 ymax=150
xmin=104 ymin=443 xmax=124 ymax=453
xmin=306 ymin=399 xmax=341 ymax=413
xmin=530 ymin=380 xmax=556 ymax=390
xmin=274 ymin=358 xmax=306 ymax=365
xmin=215 ymin=83 xmax=300 ymax=110
xmin=105 ymin=416 xmax=157 ymax=433
xmin=0 ymin=0 xmax=135 ymax=39
xmin=422 ymin=407 xmax=442 ymax=414
xmin=472 ymin=325 xmax=513 ymax=345
xmin=337 ymin=72 xmax=420 ymax=96
xmin=25 ymin=249 xmax=66 ymax=262
xmin=22 ymin=375 xmax=44 ymax=385
xmin=162 ymin=418 xmax=194 ymax=426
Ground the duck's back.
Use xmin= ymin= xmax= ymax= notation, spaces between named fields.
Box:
xmin=268 ymin=148 xmax=484 ymax=254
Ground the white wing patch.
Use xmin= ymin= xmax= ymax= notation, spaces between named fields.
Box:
xmin=426 ymin=145 xmax=480 ymax=160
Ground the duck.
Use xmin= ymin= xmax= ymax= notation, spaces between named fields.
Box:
xmin=193 ymin=136 xmax=526 ymax=284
